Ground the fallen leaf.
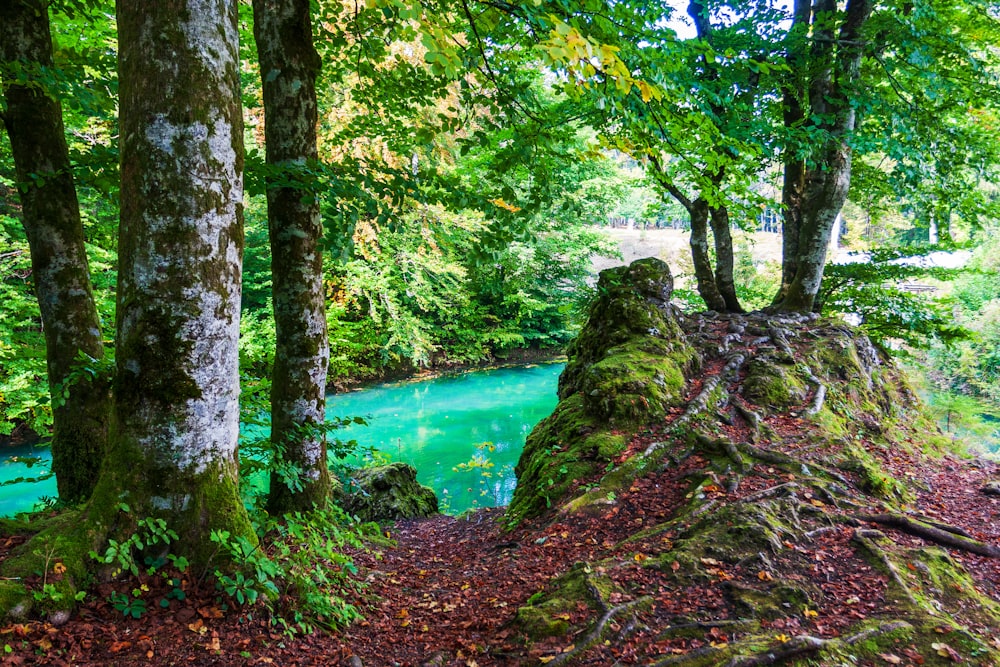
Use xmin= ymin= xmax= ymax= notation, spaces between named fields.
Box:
xmin=758 ymin=571 xmax=774 ymax=582
xmin=197 ymin=606 xmax=224 ymax=619
xmin=206 ymin=637 xmax=221 ymax=651
xmin=879 ymin=654 xmax=902 ymax=665
xmin=52 ymin=563 xmax=66 ymax=575
xmin=803 ymin=608 xmax=818 ymax=619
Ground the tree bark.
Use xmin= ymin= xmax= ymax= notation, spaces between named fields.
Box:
xmin=252 ymin=0 xmax=333 ymax=512
xmin=773 ymin=0 xmax=873 ymax=313
xmin=88 ymin=0 xmax=254 ymax=563
xmin=0 ymin=0 xmax=110 ymax=503
xmin=688 ymin=197 xmax=728 ymax=312
xmin=708 ymin=205 xmax=742 ymax=313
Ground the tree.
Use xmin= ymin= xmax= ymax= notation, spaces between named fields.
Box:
xmin=86 ymin=0 xmax=254 ymax=562
xmin=252 ymin=0 xmax=333 ymax=512
xmin=0 ymin=0 xmax=110 ymax=502
xmin=771 ymin=0 xmax=873 ymax=312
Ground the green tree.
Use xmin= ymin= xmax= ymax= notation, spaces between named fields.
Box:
xmin=87 ymin=0 xmax=255 ymax=563
xmin=0 ymin=0 xmax=110 ymax=502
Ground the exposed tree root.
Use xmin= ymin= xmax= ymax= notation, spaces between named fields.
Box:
xmin=732 ymin=398 xmax=762 ymax=441
xmin=856 ymin=513 xmax=1000 ymax=557
xmin=723 ymin=620 xmax=911 ymax=667
xmin=852 ymin=529 xmax=924 ymax=607
xmin=644 ymin=353 xmax=745 ymax=457
xmin=545 ymin=594 xmax=652 ymax=666
xmin=737 ymin=443 xmax=852 ymax=487
xmin=653 ymin=620 xmax=910 ymax=666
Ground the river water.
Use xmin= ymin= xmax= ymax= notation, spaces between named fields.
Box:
xmin=327 ymin=362 xmax=564 ymax=514
xmin=0 ymin=362 xmax=564 ymax=517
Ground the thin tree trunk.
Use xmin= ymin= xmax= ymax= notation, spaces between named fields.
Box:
xmin=689 ymin=198 xmax=727 ymax=312
xmin=0 ymin=0 xmax=109 ymax=502
xmin=88 ymin=0 xmax=254 ymax=564
xmin=709 ymin=205 xmax=742 ymax=313
xmin=252 ymin=0 xmax=333 ymax=512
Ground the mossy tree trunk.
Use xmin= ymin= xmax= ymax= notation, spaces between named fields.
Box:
xmin=252 ymin=0 xmax=333 ymax=512
xmin=771 ymin=0 xmax=872 ymax=313
xmin=0 ymin=0 xmax=110 ymax=503
xmin=87 ymin=0 xmax=255 ymax=564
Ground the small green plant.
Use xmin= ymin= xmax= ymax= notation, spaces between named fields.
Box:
xmin=88 ymin=504 xmax=179 ymax=577
xmin=109 ymin=590 xmax=147 ymax=619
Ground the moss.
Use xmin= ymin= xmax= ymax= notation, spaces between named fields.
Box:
xmin=514 ymin=563 xmax=621 ymax=641
xmin=834 ymin=442 xmax=912 ymax=502
xmin=510 ymin=259 xmax=698 ymax=523
xmin=854 ymin=534 xmax=1000 ymax=661
xmin=725 ymin=581 xmax=813 ymax=620
xmin=741 ymin=357 xmax=807 ymax=409
xmin=509 ymin=394 xmax=620 ymax=522
xmin=335 ymin=462 xmax=438 ymax=522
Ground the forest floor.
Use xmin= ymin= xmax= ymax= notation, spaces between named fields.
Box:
xmin=0 ymin=413 xmax=998 ymax=665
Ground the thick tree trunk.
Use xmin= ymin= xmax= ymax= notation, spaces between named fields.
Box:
xmin=689 ymin=199 xmax=727 ymax=312
xmin=773 ymin=0 xmax=872 ymax=313
xmin=252 ymin=0 xmax=333 ymax=512
xmin=708 ymin=205 xmax=743 ymax=313
xmin=88 ymin=0 xmax=254 ymax=563
xmin=779 ymin=147 xmax=853 ymax=312
xmin=0 ymin=0 xmax=109 ymax=502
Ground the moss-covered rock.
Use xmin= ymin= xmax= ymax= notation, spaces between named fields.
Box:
xmin=336 ymin=463 xmax=439 ymax=523
xmin=510 ymin=259 xmax=698 ymax=522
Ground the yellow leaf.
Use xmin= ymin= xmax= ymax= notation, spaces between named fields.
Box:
xmin=803 ymin=608 xmax=818 ymax=618
xmin=634 ymin=553 xmax=648 ymax=563
xmin=879 ymin=654 xmax=902 ymax=665
xmin=52 ymin=562 xmax=67 ymax=575
xmin=562 ymin=644 xmax=576 ymax=653
xmin=758 ymin=571 xmax=774 ymax=582
xmin=461 ymin=583 xmax=471 ymax=591
xmin=396 ymin=609 xmax=409 ymax=618
xmin=400 ymin=619 xmax=411 ymax=628
xmin=775 ymin=634 xmax=791 ymax=643
xmin=539 ymin=657 xmax=556 ymax=664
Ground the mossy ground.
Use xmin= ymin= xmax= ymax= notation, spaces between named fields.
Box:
xmin=504 ymin=261 xmax=1000 ymax=664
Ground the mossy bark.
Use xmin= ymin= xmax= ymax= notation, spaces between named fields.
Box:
xmin=772 ymin=0 xmax=872 ymax=313
xmin=0 ymin=0 xmax=110 ymax=503
xmin=92 ymin=0 xmax=255 ymax=564
xmin=252 ymin=0 xmax=332 ymax=512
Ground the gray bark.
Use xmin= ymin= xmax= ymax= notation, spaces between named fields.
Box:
xmin=252 ymin=0 xmax=333 ymax=512
xmin=774 ymin=0 xmax=873 ymax=313
xmin=88 ymin=0 xmax=254 ymax=563
xmin=709 ymin=205 xmax=742 ymax=313
xmin=0 ymin=0 xmax=110 ymax=502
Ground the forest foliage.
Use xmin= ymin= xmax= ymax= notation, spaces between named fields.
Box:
xmin=0 ymin=0 xmax=996 ymax=445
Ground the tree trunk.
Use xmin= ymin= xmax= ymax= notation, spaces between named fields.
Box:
xmin=708 ymin=205 xmax=743 ymax=313
xmin=252 ymin=0 xmax=333 ymax=512
xmin=689 ymin=198 xmax=727 ymax=312
xmin=773 ymin=0 xmax=872 ymax=313
xmin=0 ymin=0 xmax=110 ymax=503
xmin=780 ymin=146 xmax=853 ymax=312
xmin=87 ymin=0 xmax=254 ymax=563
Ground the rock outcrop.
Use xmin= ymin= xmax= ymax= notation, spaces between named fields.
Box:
xmin=336 ymin=462 xmax=439 ymax=523
xmin=509 ymin=258 xmax=1000 ymax=665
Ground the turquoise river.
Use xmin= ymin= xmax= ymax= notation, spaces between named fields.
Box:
xmin=0 ymin=362 xmax=564 ymax=516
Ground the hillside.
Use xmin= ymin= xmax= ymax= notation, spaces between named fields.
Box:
xmin=0 ymin=259 xmax=998 ymax=666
